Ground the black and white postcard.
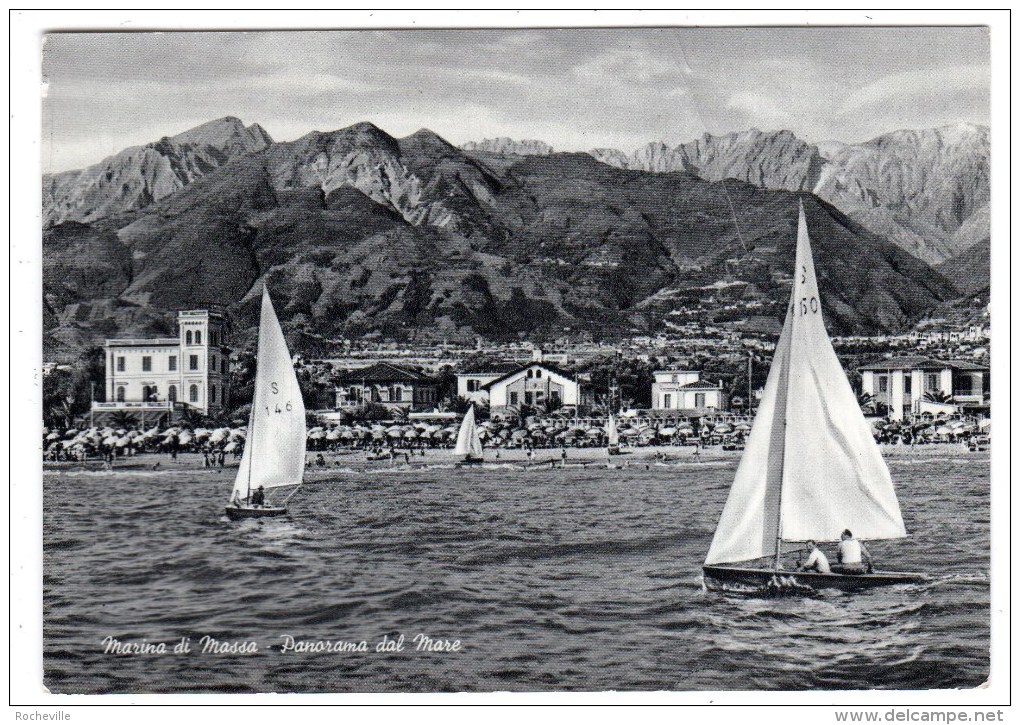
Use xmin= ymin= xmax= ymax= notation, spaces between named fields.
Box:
xmin=11 ymin=8 xmax=1010 ymax=717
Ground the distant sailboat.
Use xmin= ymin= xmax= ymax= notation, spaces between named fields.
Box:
xmin=702 ymin=202 xmax=923 ymax=591
xmin=606 ymin=413 xmax=621 ymax=455
xmin=226 ymin=285 xmax=306 ymax=520
xmin=454 ymin=405 xmax=484 ymax=464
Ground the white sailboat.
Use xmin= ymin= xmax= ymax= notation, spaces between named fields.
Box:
xmin=226 ymin=285 xmax=306 ymax=520
xmin=702 ymin=202 xmax=923 ymax=591
xmin=454 ymin=404 xmax=484 ymax=464
xmin=606 ymin=413 xmax=621 ymax=455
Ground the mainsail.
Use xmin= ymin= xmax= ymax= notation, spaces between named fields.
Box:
xmin=705 ymin=202 xmax=906 ymax=567
xmin=454 ymin=405 xmax=484 ymax=459
xmin=607 ymin=414 xmax=619 ymax=446
xmin=231 ymin=286 xmax=307 ymax=501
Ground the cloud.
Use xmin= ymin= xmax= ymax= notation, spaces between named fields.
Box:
xmin=840 ymin=65 xmax=989 ymax=115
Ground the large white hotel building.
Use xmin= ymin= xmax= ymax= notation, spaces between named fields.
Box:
xmin=92 ymin=309 xmax=231 ymax=423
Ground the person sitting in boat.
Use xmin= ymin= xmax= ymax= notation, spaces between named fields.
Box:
xmin=250 ymin=485 xmax=266 ymax=508
xmin=798 ymin=540 xmax=831 ymax=573
xmin=835 ymin=529 xmax=873 ymax=574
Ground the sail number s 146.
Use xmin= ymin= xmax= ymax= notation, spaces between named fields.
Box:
xmin=265 ymin=381 xmax=293 ymax=414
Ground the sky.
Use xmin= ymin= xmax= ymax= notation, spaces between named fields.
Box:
xmin=41 ymin=27 xmax=990 ymax=174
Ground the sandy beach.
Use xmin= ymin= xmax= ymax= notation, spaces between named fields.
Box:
xmin=42 ymin=441 xmax=986 ymax=477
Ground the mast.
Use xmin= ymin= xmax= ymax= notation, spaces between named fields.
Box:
xmin=774 ymin=416 xmax=786 ymax=571
xmin=747 ymin=353 xmax=752 ymax=414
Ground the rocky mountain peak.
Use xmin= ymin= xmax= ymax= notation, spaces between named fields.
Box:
xmin=461 ymin=137 xmax=555 ymax=156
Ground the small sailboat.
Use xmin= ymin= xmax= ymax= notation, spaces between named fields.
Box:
xmin=226 ymin=285 xmax=306 ymax=520
xmin=606 ymin=413 xmax=621 ymax=455
xmin=454 ymin=405 xmax=484 ymax=465
xmin=702 ymin=202 xmax=924 ymax=592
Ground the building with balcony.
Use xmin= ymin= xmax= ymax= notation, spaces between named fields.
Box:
xmin=334 ymin=362 xmax=439 ymax=412
xmin=651 ymin=370 xmax=728 ymax=413
xmin=93 ymin=309 xmax=231 ymax=424
xmin=859 ymin=356 xmax=989 ymax=420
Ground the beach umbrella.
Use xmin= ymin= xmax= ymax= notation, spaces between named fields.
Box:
xmin=658 ymin=427 xmax=677 ymax=437
xmin=715 ymin=423 xmax=733 ymax=434
xmin=511 ymin=429 xmax=529 ymax=441
xmin=115 ymin=436 xmax=131 ymax=447
xmin=194 ymin=428 xmax=210 ymax=440
xmin=341 ymin=430 xmax=355 ymax=439
xmin=46 ymin=432 xmax=61 ymax=441
xmin=64 ymin=429 xmax=79 ymax=439
xmin=102 ymin=435 xmax=118 ymax=446
xmin=978 ymin=419 xmax=991 ymax=431
xmin=403 ymin=429 xmax=419 ymax=440
xmin=310 ymin=430 xmax=327 ymax=440
xmin=178 ymin=431 xmax=194 ymax=445
xmin=621 ymin=427 xmax=640 ymax=438
xmin=223 ymin=441 xmax=238 ymax=453
xmin=387 ymin=428 xmax=403 ymax=439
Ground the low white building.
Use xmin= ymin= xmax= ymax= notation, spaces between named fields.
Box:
xmin=484 ymin=362 xmax=582 ymax=415
xmin=651 ymin=370 xmax=727 ymax=412
xmin=859 ymin=356 xmax=989 ymax=420
xmin=456 ymin=363 xmax=521 ymax=405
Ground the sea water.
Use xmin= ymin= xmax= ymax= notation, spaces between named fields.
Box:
xmin=43 ymin=453 xmax=990 ymax=692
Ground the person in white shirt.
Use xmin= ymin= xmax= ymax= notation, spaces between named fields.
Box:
xmin=798 ymin=540 xmax=831 ymax=573
xmin=836 ymin=529 xmax=873 ymax=574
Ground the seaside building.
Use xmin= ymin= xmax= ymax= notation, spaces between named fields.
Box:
xmin=858 ymin=356 xmax=990 ymax=420
xmin=456 ymin=362 xmax=521 ymax=405
xmin=651 ymin=370 xmax=728 ymax=413
xmin=92 ymin=309 xmax=231 ymax=424
xmin=334 ymin=362 xmax=440 ymax=412
xmin=483 ymin=357 xmax=583 ymax=416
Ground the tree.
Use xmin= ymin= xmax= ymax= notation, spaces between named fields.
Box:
xmin=177 ymin=406 xmax=205 ymax=429
xmin=42 ymin=347 xmax=106 ymax=427
xmin=923 ymin=390 xmax=953 ymax=404
xmin=108 ymin=410 xmax=136 ymax=430
xmin=448 ymin=395 xmax=475 ymax=415
xmin=541 ymin=395 xmax=564 ymax=415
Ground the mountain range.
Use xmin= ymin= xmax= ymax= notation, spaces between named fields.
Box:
xmin=469 ymin=124 xmax=990 ymax=266
xmin=43 ymin=117 xmax=978 ymax=358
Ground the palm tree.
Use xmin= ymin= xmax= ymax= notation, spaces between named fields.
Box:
xmin=177 ymin=406 xmax=205 ymax=429
xmin=923 ymin=390 xmax=953 ymax=404
xmin=109 ymin=410 xmax=136 ymax=430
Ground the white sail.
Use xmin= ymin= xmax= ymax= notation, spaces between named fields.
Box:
xmin=607 ymin=414 xmax=619 ymax=446
xmin=705 ymin=202 xmax=906 ymax=566
xmin=231 ymin=286 xmax=306 ymax=501
xmin=454 ymin=405 xmax=483 ymax=459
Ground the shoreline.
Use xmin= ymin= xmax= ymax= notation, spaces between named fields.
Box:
xmin=42 ymin=442 xmax=989 ymax=475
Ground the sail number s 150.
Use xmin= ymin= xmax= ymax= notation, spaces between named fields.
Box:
xmin=789 ymin=296 xmax=819 ymax=316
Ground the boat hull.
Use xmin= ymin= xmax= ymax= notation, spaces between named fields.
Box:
xmin=702 ymin=564 xmax=925 ymax=592
xmin=457 ymin=456 xmax=484 ymax=466
xmin=224 ymin=505 xmax=288 ymax=521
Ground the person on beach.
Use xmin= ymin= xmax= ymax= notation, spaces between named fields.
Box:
xmin=834 ymin=529 xmax=872 ymax=574
xmin=798 ymin=540 xmax=831 ymax=573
